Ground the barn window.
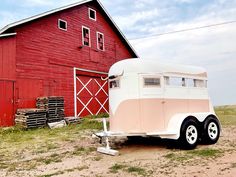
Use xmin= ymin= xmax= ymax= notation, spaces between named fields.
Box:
xmin=58 ymin=19 xmax=67 ymax=31
xmin=89 ymin=8 xmax=96 ymax=21
xmin=97 ymin=32 xmax=104 ymax=51
xmin=144 ymin=78 xmax=160 ymax=87
xmin=82 ymin=26 xmax=90 ymax=46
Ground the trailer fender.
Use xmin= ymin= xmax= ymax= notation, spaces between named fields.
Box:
xmin=164 ymin=112 xmax=215 ymax=140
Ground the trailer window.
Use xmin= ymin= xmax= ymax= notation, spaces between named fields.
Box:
xmin=110 ymin=80 xmax=119 ymax=89
xmin=194 ymin=79 xmax=207 ymax=88
xmin=186 ymin=78 xmax=194 ymax=87
xmin=165 ymin=77 xmax=186 ymax=87
xmin=144 ymin=78 xmax=160 ymax=87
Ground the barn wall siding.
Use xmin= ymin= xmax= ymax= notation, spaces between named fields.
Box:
xmin=0 ymin=36 xmax=16 ymax=80
xmin=13 ymin=1 xmax=134 ymax=118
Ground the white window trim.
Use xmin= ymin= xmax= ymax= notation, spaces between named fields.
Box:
xmin=88 ymin=8 xmax=96 ymax=21
xmin=82 ymin=26 xmax=91 ymax=47
xmin=58 ymin=19 xmax=67 ymax=31
xmin=96 ymin=31 xmax=105 ymax=51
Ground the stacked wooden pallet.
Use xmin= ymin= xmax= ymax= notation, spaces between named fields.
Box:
xmin=36 ymin=96 xmax=65 ymax=123
xmin=64 ymin=117 xmax=81 ymax=125
xmin=15 ymin=109 xmax=47 ymax=128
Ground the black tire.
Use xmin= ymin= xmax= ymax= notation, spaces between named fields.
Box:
xmin=202 ymin=117 xmax=220 ymax=144
xmin=178 ymin=119 xmax=199 ymax=150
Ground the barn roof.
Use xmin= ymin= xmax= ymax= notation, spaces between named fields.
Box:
xmin=0 ymin=0 xmax=138 ymax=57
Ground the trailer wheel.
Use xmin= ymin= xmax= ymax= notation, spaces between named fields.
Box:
xmin=179 ymin=119 xmax=199 ymax=149
xmin=202 ymin=117 xmax=220 ymax=144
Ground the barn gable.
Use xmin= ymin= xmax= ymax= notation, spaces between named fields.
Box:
xmin=0 ymin=0 xmax=138 ymax=57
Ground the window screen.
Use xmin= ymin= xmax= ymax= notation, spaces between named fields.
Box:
xmin=58 ymin=19 xmax=67 ymax=31
xmin=109 ymin=80 xmax=119 ymax=89
xmin=97 ymin=32 xmax=104 ymax=51
xmin=82 ymin=27 xmax=90 ymax=46
xmin=144 ymin=78 xmax=160 ymax=87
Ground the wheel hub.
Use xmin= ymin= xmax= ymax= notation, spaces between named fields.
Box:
xmin=186 ymin=125 xmax=198 ymax=145
xmin=208 ymin=122 xmax=218 ymax=140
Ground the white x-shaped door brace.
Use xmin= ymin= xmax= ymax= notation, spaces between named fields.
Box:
xmin=76 ymin=77 xmax=93 ymax=116
xmin=94 ymin=79 xmax=109 ymax=114
xmin=76 ymin=77 xmax=109 ymax=116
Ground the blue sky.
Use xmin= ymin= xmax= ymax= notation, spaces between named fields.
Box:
xmin=0 ymin=0 xmax=236 ymax=105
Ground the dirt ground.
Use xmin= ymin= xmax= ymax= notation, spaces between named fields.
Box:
xmin=0 ymin=124 xmax=235 ymax=177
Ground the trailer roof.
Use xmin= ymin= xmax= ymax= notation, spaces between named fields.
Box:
xmin=109 ymin=58 xmax=207 ymax=78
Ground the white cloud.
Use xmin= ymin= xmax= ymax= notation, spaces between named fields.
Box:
xmin=130 ymin=6 xmax=236 ymax=105
xmin=113 ymin=8 xmax=160 ymax=29
xmin=175 ymin=0 xmax=195 ymax=3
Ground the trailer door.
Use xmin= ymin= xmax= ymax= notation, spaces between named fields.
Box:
xmin=139 ymin=74 xmax=165 ymax=132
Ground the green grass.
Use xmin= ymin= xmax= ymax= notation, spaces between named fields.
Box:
xmin=109 ymin=163 xmax=148 ymax=176
xmin=164 ymin=152 xmax=189 ymax=162
xmin=215 ymin=105 xmax=236 ymax=126
xmin=187 ymin=148 xmax=222 ymax=157
xmin=0 ymin=118 xmax=103 ymax=172
xmin=127 ymin=166 xmax=147 ymax=176
xmin=164 ymin=148 xmax=223 ymax=163
xmin=85 ymin=112 xmax=109 ymax=119
xmin=37 ymin=166 xmax=89 ymax=177
xmin=72 ymin=146 xmax=96 ymax=156
xmin=38 ymin=153 xmax=62 ymax=165
xmin=109 ymin=163 xmax=127 ymax=173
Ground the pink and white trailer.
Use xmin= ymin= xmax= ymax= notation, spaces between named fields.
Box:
xmin=96 ymin=59 xmax=220 ymax=154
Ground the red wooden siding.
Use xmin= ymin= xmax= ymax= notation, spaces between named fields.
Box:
xmin=0 ymin=36 xmax=16 ymax=80
xmin=16 ymin=79 xmax=43 ymax=108
xmin=0 ymin=81 xmax=14 ymax=126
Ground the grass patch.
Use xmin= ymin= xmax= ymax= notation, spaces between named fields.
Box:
xmin=0 ymin=119 xmax=102 ymax=173
xmin=187 ymin=148 xmax=222 ymax=157
xmin=0 ymin=119 xmax=102 ymax=150
xmin=85 ymin=112 xmax=109 ymax=119
xmin=38 ymin=165 xmax=89 ymax=177
xmin=127 ymin=166 xmax=147 ymax=176
xmin=79 ymin=118 xmax=103 ymax=130
xmin=164 ymin=148 xmax=222 ymax=163
xmin=164 ymin=152 xmax=189 ymax=162
xmin=109 ymin=163 xmax=127 ymax=173
xmin=72 ymin=146 xmax=96 ymax=156
xmin=93 ymin=156 xmax=103 ymax=161
xmin=109 ymin=163 xmax=148 ymax=176
xmin=215 ymin=105 xmax=236 ymax=126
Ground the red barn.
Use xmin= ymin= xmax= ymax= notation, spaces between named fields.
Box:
xmin=0 ymin=0 xmax=138 ymax=126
